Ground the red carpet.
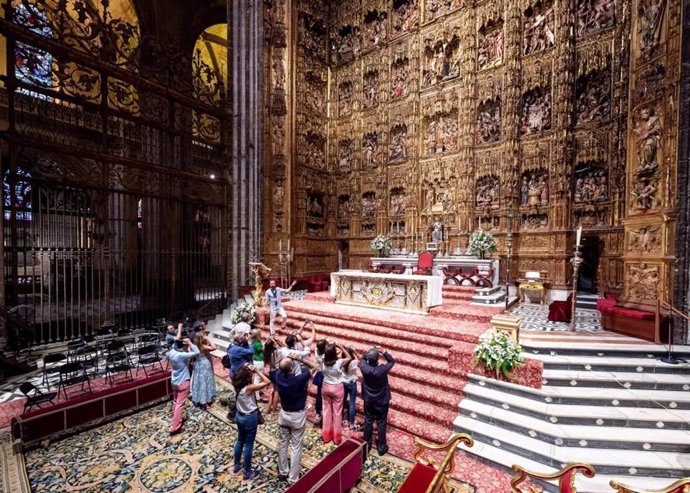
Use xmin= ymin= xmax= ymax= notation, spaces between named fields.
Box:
xmin=259 ymin=288 xmax=519 ymax=492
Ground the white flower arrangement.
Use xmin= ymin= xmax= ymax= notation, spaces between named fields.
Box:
xmin=230 ymin=302 xmax=257 ymax=325
xmin=468 ymin=229 xmax=497 ymax=258
xmin=370 ymin=234 xmax=393 ymax=256
xmin=473 ymin=332 xmax=524 ymax=378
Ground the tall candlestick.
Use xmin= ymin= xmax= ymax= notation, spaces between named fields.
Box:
xmin=576 ymin=226 xmax=582 ymax=247
xmin=279 ymin=239 xmax=282 ymax=251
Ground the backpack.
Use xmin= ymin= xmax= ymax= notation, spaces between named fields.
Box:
xmin=221 ymin=354 xmax=230 ymax=369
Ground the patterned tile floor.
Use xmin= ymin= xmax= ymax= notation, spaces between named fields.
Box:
xmin=509 ymin=303 xmax=603 ymax=333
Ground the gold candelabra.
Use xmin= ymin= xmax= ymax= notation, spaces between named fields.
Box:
xmin=570 ymin=227 xmax=584 ymax=330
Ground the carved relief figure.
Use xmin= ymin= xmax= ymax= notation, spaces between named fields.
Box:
xmin=392 ymin=0 xmax=419 ymax=37
xmin=573 ymin=163 xmax=609 ymax=203
xmin=431 ymin=217 xmax=443 ymax=243
xmin=521 ymin=86 xmax=551 ymax=135
xmin=422 ymin=34 xmax=461 ymax=88
xmin=632 ymin=178 xmax=658 ymax=211
xmin=363 ymin=70 xmax=379 ymax=109
xmin=391 ymin=55 xmax=409 ymax=99
xmin=272 ymin=185 xmax=285 ymax=213
xmin=338 ymin=139 xmax=354 ymax=173
xmin=361 ymin=191 xmax=377 ymax=234
xmin=633 ymin=106 xmax=662 ymax=175
xmin=337 ymin=194 xmax=351 ymax=235
xmin=522 ymin=213 xmax=549 ymax=230
xmin=390 ymin=187 xmax=406 ymax=216
xmin=362 ymin=131 xmax=380 ymax=170
xmin=363 ymin=10 xmax=387 ymax=50
xmin=637 ymin=1 xmax=665 ymax=59
xmin=306 ymin=191 xmax=325 ymax=234
xmin=523 ymin=1 xmax=555 ymax=56
xmin=477 ymin=21 xmax=504 ymax=71
xmin=577 ymin=0 xmax=615 ymax=37
xmin=305 ymin=71 xmax=327 ymax=114
xmin=629 ymin=226 xmax=660 ymax=254
xmin=475 ymin=175 xmax=500 ymax=209
xmin=576 ymin=68 xmax=611 ymax=125
xmin=575 ymin=209 xmax=608 ymax=227
xmin=389 ymin=123 xmax=408 ymax=163
xmin=333 ymin=25 xmax=360 ymax=65
xmin=425 ymin=0 xmax=461 ymax=22
xmin=298 ymin=12 xmax=328 ymax=61
xmin=520 ymin=170 xmax=549 ymax=206
xmin=627 ymin=264 xmax=659 ymax=302
xmin=476 ymin=98 xmax=501 ymax=144
xmin=424 ymin=111 xmax=459 ymax=155
xmin=304 ymin=131 xmax=326 ymax=169
xmin=338 ymin=80 xmax=354 ymax=117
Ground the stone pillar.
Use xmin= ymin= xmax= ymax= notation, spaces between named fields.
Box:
xmin=228 ymin=0 xmax=263 ymax=297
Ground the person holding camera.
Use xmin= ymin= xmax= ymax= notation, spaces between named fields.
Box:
xmin=341 ymin=346 xmax=360 ymax=432
xmin=273 ymin=355 xmax=317 ymax=485
xmin=166 ymin=323 xmax=200 ymax=435
xmin=232 ymin=364 xmax=270 ymax=481
xmin=228 ymin=332 xmax=255 ymax=379
xmin=320 ymin=343 xmax=354 ymax=445
xmin=359 ymin=346 xmax=395 ymax=456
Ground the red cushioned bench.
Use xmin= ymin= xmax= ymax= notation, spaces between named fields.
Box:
xmin=285 ymin=437 xmax=366 ymax=493
xmin=596 ymin=295 xmax=669 ymax=343
xmin=11 ymin=372 xmax=172 ymax=451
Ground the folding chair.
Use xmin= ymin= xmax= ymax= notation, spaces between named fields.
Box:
xmin=135 ymin=344 xmax=165 ymax=377
xmin=57 ymin=362 xmax=92 ymax=400
xmin=42 ymin=352 xmax=67 ymax=389
xmin=19 ymin=382 xmax=57 ymax=413
xmin=104 ymin=342 xmax=134 ymax=385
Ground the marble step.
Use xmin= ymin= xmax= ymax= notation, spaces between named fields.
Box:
xmin=529 ymin=353 xmax=690 ymax=374
xmin=459 ymin=399 xmax=690 ymax=452
xmin=522 ymin=341 xmax=690 ymax=359
xmin=541 ymin=368 xmax=690 ymax=391
xmin=457 ymin=439 xmax=682 ymax=493
xmin=454 ymin=417 xmax=690 ymax=478
xmin=462 ymin=381 xmax=690 ymax=430
xmin=467 ymin=374 xmax=690 ymax=409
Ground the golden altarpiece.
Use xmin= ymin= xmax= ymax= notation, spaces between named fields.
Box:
xmin=261 ymin=0 xmax=682 ymax=311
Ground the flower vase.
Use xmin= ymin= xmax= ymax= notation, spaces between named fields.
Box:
xmin=479 ymin=251 xmax=485 ymax=260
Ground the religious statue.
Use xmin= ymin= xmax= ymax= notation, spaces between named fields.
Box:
xmin=362 ymin=132 xmax=379 ymax=170
xmin=523 ymin=2 xmax=555 ymax=55
xmin=392 ymin=0 xmax=419 ymax=36
xmin=431 ymin=217 xmax=443 ymax=243
xmin=338 ymin=139 xmax=353 ymax=173
xmin=391 ymin=57 xmax=409 ymax=99
xmin=334 ymin=25 xmax=360 ymax=65
xmin=576 ymin=68 xmax=611 ymax=125
xmin=424 ymin=112 xmax=459 ymax=155
xmin=363 ymin=70 xmax=379 ymax=109
xmin=633 ymin=106 xmax=662 ymax=175
xmin=637 ymin=1 xmax=665 ymax=58
xmin=577 ymin=0 xmax=615 ymax=37
xmin=389 ymin=124 xmax=408 ymax=163
xmin=425 ymin=0 xmax=461 ymax=22
xmin=521 ymin=87 xmax=552 ymax=135
xmin=249 ymin=262 xmax=271 ymax=308
xmin=338 ymin=81 xmax=353 ymax=117
xmin=422 ymin=35 xmax=460 ymax=88
xmin=574 ymin=165 xmax=608 ymax=203
xmin=632 ymin=179 xmax=658 ymax=211
xmin=476 ymin=99 xmax=501 ymax=144
xmin=390 ymin=191 xmax=406 ymax=216
xmin=476 ymin=175 xmax=500 ymax=209
xmin=425 ymin=187 xmax=435 ymax=212
xmin=272 ymin=185 xmax=285 ymax=212
xmin=364 ymin=10 xmax=387 ymax=49
xmin=306 ymin=193 xmax=324 ymax=218
xmin=477 ymin=23 xmax=504 ymax=70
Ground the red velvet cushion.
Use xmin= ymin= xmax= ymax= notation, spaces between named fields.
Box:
xmin=398 ymin=463 xmax=438 ymax=493
xmin=596 ymin=298 xmax=616 ymax=312
xmin=612 ymin=307 xmax=655 ymax=320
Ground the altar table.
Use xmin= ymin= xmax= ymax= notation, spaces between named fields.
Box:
xmin=330 ymin=270 xmax=443 ymax=314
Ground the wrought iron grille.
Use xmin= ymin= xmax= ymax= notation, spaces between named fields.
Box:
xmin=0 ymin=0 xmax=230 ymax=348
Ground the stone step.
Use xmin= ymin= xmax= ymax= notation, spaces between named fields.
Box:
xmin=522 ymin=341 xmax=690 ymax=359
xmin=529 ymin=353 xmax=690 ymax=374
xmin=541 ymin=368 xmax=690 ymax=392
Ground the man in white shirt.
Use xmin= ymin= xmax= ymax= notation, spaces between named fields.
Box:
xmin=231 ymin=312 xmax=252 ymax=337
xmin=265 ymin=279 xmax=296 ymax=336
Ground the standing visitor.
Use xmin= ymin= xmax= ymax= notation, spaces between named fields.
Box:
xmin=250 ymin=329 xmax=268 ymax=402
xmin=263 ymin=337 xmax=281 ymax=415
xmin=191 ymin=332 xmax=217 ymax=409
xmin=359 ymin=346 xmax=395 ymax=456
xmin=231 ymin=311 xmax=252 ymax=337
xmin=228 ymin=333 xmax=254 ymax=378
xmin=273 ymin=356 xmax=317 ymax=485
xmin=166 ymin=323 xmax=200 ymax=435
xmin=320 ymin=343 xmax=354 ymax=444
xmin=341 ymin=348 xmax=360 ymax=431
xmin=265 ymin=279 xmax=296 ymax=336
xmin=313 ymin=338 xmax=328 ymax=425
xmin=232 ymin=365 xmax=271 ymax=481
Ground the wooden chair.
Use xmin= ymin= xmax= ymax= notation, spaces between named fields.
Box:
xmin=442 ymin=266 xmax=461 ymax=284
xmin=398 ymin=433 xmax=473 ymax=493
xmin=473 ymin=266 xmax=494 ymax=288
xmin=510 ymin=463 xmax=596 ymax=493
xmin=415 ymin=251 xmax=434 ymax=276
xmin=367 ymin=264 xmax=380 ymax=273
xmin=609 ymin=478 xmax=690 ymax=493
xmin=391 ymin=264 xmax=406 ymax=274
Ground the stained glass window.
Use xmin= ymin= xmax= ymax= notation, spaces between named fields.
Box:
xmin=4 ymin=168 xmax=33 ymax=222
xmin=13 ymin=3 xmax=53 ymax=88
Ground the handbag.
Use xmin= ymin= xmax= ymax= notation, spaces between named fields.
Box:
xmin=253 ymin=394 xmax=265 ymax=425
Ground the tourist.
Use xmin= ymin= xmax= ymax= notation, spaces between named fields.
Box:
xmin=292 ymin=320 xmax=316 ymax=373
xmin=321 ymin=343 xmax=354 ymax=444
xmin=265 ymin=279 xmax=297 ymax=336
xmin=166 ymin=323 xmax=200 ymax=435
xmin=263 ymin=337 xmax=281 ymax=414
xmin=341 ymin=348 xmax=360 ymax=431
xmin=232 ymin=365 xmax=271 ymax=481
xmin=191 ymin=332 xmax=217 ymax=409
xmin=273 ymin=355 xmax=317 ymax=485
xmin=228 ymin=333 xmax=254 ymax=378
xmin=164 ymin=324 xmax=176 ymax=350
xmin=231 ymin=311 xmax=252 ymax=337
xmin=250 ymin=329 xmax=268 ymax=402
xmin=359 ymin=346 xmax=395 ymax=456
xmin=278 ymin=333 xmax=312 ymax=375
xmin=313 ymin=338 xmax=328 ymax=425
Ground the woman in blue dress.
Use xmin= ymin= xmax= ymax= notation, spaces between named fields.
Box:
xmin=191 ymin=332 xmax=217 ymax=408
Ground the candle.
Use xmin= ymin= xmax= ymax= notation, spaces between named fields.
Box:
xmin=576 ymin=226 xmax=582 ymax=247
xmin=279 ymin=239 xmax=282 ymax=252
xmin=288 ymin=238 xmax=290 ymax=253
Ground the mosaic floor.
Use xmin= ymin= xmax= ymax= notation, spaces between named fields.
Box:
xmin=509 ymin=303 xmax=603 ymax=333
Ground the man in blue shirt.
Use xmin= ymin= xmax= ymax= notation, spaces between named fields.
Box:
xmin=166 ymin=324 xmax=200 ymax=435
xmin=228 ymin=333 xmax=254 ymax=378
xmin=265 ymin=279 xmax=296 ymax=336
xmin=272 ymin=355 xmax=316 ymax=485
xmin=359 ymin=346 xmax=395 ymax=456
